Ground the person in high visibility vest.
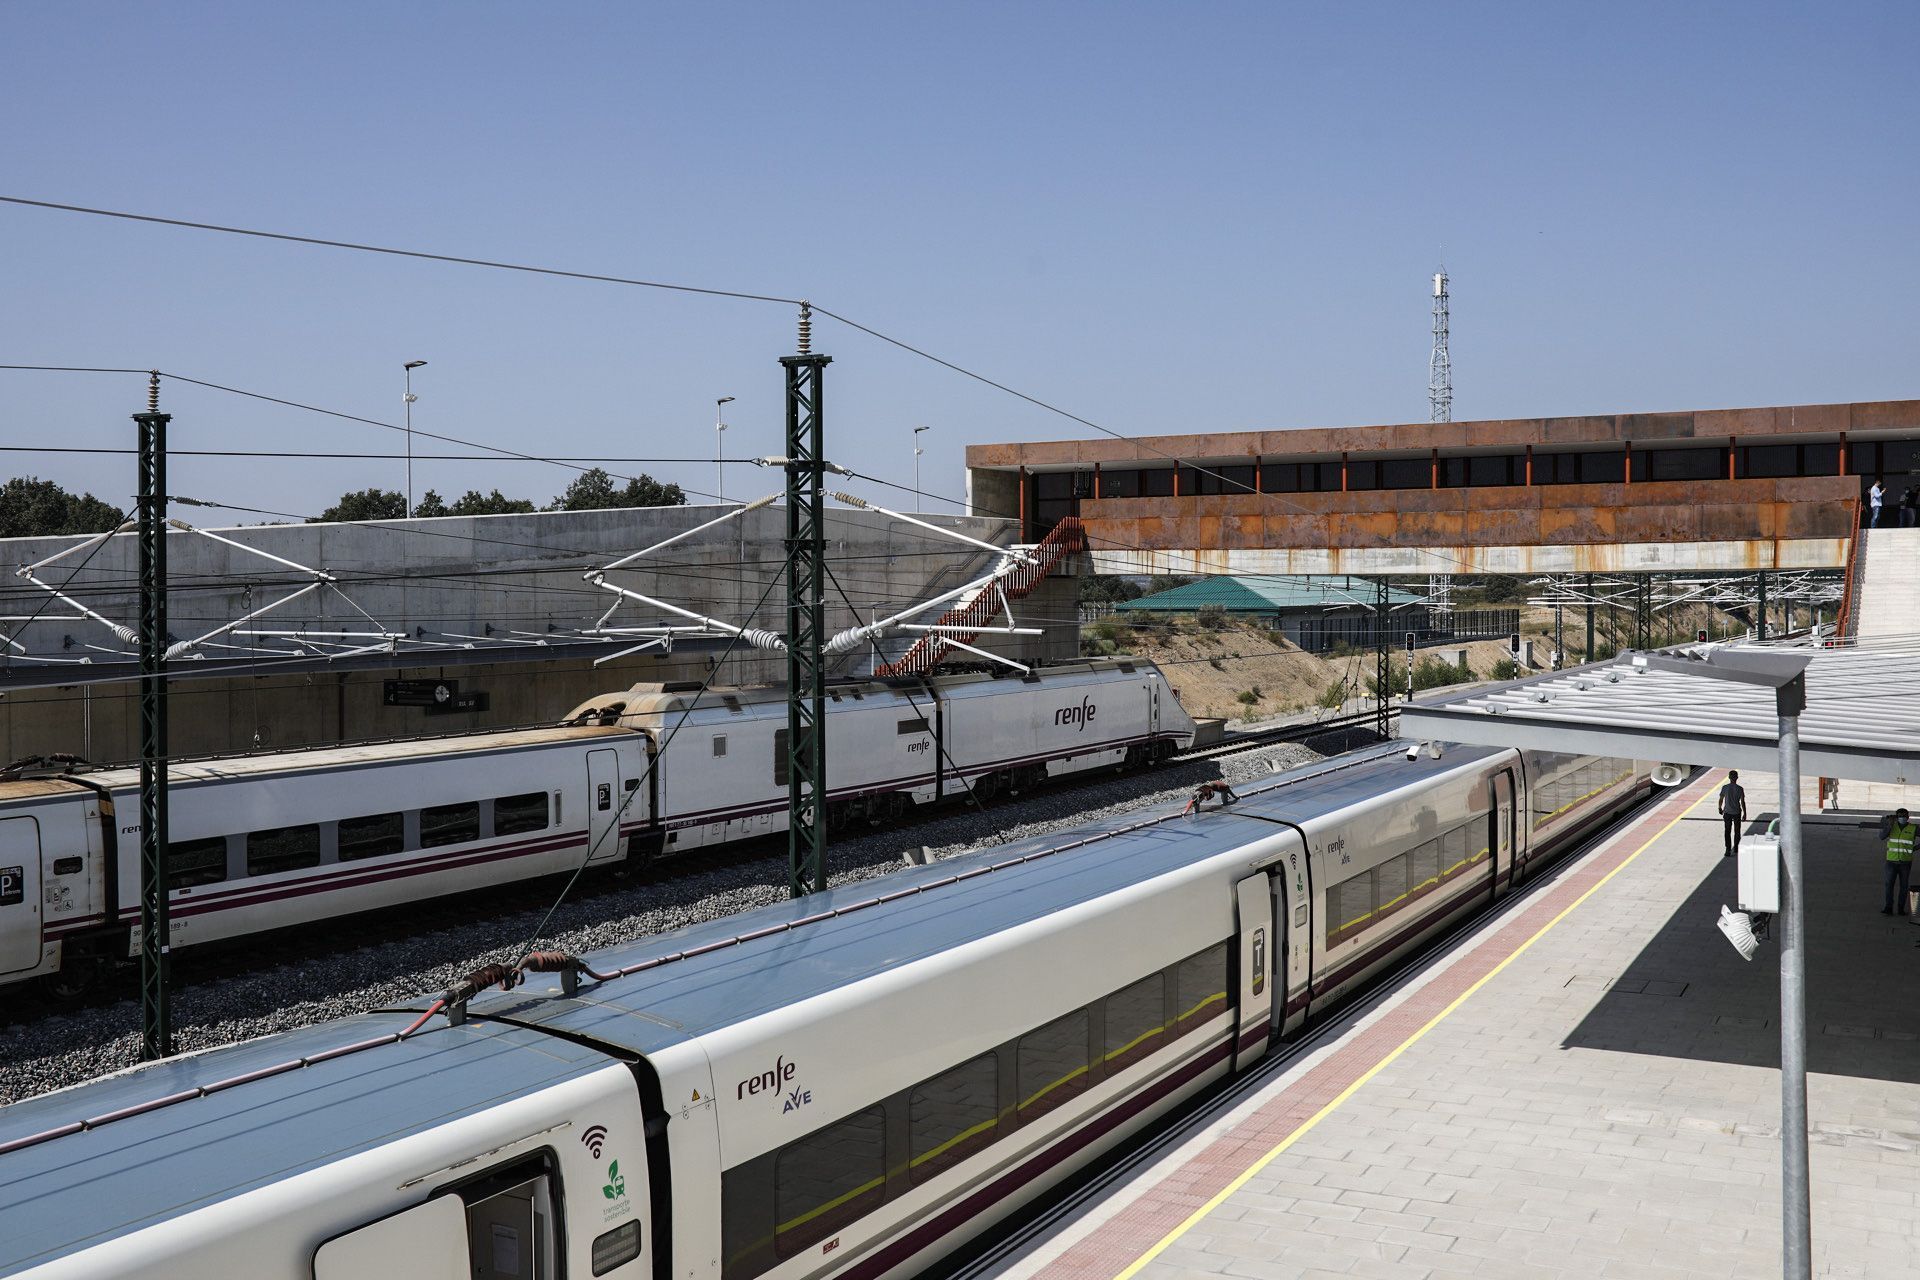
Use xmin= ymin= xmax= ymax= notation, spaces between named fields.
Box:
xmin=1881 ymin=807 xmax=1915 ymax=916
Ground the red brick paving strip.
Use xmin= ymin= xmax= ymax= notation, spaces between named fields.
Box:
xmin=1030 ymin=772 xmax=1718 ymax=1280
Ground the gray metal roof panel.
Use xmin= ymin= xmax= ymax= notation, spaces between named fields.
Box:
xmin=473 ymin=743 xmax=1501 ymax=1050
xmin=0 ymin=1013 xmax=613 ymax=1273
xmin=1401 ymin=641 xmax=1920 ymax=783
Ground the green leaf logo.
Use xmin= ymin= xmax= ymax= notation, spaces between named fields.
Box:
xmin=603 ymin=1159 xmax=626 ymax=1199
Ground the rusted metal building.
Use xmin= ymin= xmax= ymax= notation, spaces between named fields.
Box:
xmin=965 ymin=399 xmax=1919 ymax=575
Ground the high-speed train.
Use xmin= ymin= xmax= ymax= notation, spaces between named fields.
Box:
xmin=0 ymin=659 xmax=1195 ymax=996
xmin=0 ymin=741 xmax=1649 ymax=1278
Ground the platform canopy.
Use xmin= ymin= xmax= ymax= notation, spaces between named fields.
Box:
xmin=1400 ymin=638 xmax=1920 ymax=784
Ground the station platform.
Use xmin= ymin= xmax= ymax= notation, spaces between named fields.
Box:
xmin=1004 ymin=771 xmax=1920 ymax=1280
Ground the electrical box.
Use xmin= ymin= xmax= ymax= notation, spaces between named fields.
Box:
xmin=1737 ymin=832 xmax=1780 ymax=913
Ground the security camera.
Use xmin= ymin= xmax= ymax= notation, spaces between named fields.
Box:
xmin=1406 ymin=743 xmax=1421 ymax=761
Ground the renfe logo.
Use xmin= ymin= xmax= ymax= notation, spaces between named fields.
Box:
xmin=1054 ymin=697 xmax=1097 ymax=732
xmin=737 ymin=1055 xmax=797 ymax=1100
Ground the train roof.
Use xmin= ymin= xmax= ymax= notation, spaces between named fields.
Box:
xmin=0 ymin=1012 xmax=617 ymax=1273
xmin=453 ymin=741 xmax=1505 ymax=1056
xmin=19 ymin=722 xmax=636 ymax=792
xmin=576 ymin=658 xmax=1162 ymax=722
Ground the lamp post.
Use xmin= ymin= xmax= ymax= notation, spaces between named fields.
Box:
xmin=716 ymin=396 xmax=735 ymax=503
xmin=403 ymin=360 xmax=427 ymax=515
xmin=913 ymin=424 xmax=930 ymax=512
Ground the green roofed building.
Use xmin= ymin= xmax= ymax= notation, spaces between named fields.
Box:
xmin=1113 ymin=575 xmax=1515 ymax=654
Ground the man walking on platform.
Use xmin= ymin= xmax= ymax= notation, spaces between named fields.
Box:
xmin=1719 ymin=770 xmax=1747 ymax=858
xmin=1881 ymin=808 xmax=1916 ymax=915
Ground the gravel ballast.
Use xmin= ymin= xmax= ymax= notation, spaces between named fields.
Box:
xmin=0 ymin=737 xmax=1360 ymax=1106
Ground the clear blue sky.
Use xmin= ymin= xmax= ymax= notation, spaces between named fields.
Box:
xmin=2 ymin=2 xmax=1913 ymax=522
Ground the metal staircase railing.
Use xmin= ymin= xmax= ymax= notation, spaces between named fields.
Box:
xmin=873 ymin=517 xmax=1085 ymax=677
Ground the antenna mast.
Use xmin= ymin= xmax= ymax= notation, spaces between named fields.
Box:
xmin=1427 ymin=268 xmax=1453 ymax=619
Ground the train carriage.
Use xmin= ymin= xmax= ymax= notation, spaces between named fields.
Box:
xmin=0 ymin=740 xmax=1651 ymax=1279
xmin=0 ymin=660 xmax=1195 ymax=995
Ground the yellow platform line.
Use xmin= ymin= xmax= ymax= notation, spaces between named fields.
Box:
xmin=1111 ymin=779 xmax=1716 ymax=1280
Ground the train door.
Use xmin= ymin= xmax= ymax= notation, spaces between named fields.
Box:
xmin=1489 ymin=769 xmax=1515 ymax=897
xmin=1232 ymin=873 xmax=1273 ymax=1069
xmin=586 ymin=749 xmax=623 ymax=865
xmin=0 ymin=817 xmax=42 ymax=975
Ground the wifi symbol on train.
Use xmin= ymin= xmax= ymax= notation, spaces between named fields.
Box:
xmin=581 ymin=1125 xmax=610 ymax=1159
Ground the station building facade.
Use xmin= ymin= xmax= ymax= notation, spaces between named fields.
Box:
xmin=966 ymin=399 xmax=1920 ymax=576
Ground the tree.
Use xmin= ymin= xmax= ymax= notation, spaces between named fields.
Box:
xmin=549 ymin=467 xmax=686 ymax=511
xmin=0 ymin=477 xmax=124 ymax=539
xmin=448 ymin=488 xmax=536 ymax=516
xmin=314 ymin=488 xmax=406 ymax=523
xmin=1078 ymin=574 xmax=1143 ymax=605
xmin=412 ymin=490 xmax=449 ymax=518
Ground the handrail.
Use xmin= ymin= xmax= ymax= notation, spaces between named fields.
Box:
xmin=874 ymin=517 xmax=1085 ymax=677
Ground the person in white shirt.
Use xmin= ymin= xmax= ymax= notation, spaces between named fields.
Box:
xmin=1870 ymin=480 xmax=1886 ymax=527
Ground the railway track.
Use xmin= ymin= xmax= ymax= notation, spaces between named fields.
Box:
xmin=1172 ymin=705 xmax=1398 ymax=763
xmin=3 ymin=720 xmax=1374 ymax=1027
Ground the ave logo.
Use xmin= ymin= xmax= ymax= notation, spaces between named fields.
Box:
xmin=783 ymin=1086 xmax=812 ymax=1114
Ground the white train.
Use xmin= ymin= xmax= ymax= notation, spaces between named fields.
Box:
xmin=0 ymin=659 xmax=1194 ymax=996
xmin=0 ymin=740 xmax=1649 ymax=1278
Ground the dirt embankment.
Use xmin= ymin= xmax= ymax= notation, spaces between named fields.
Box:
xmin=1082 ymin=618 xmax=1524 ymax=723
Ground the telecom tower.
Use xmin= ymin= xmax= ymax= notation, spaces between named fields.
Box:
xmin=1427 ymin=269 xmax=1452 ymax=618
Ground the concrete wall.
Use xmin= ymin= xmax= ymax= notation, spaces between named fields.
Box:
xmin=966 ymin=398 xmax=1920 ymax=468
xmin=0 ymin=505 xmax=1079 ymax=762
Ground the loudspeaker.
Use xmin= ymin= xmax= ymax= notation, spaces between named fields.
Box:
xmin=1651 ymin=762 xmax=1687 ymax=787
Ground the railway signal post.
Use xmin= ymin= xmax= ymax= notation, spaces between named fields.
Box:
xmin=782 ymin=306 xmax=831 ymax=897
xmin=134 ymin=372 xmax=173 ymax=1059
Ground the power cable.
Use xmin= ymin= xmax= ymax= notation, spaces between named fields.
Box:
xmin=0 ymin=196 xmax=802 ymax=307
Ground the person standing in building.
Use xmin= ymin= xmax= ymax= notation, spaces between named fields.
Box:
xmin=1880 ymin=808 xmax=1916 ymax=915
xmin=1869 ymin=479 xmax=1886 ymax=527
xmin=1719 ymin=770 xmax=1748 ymax=858
xmin=1902 ymin=485 xmax=1918 ymax=528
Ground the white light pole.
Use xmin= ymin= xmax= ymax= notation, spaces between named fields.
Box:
xmin=403 ymin=360 xmax=427 ymax=515
xmin=913 ymin=424 xmax=930 ymax=513
xmin=715 ymin=396 xmax=735 ymax=503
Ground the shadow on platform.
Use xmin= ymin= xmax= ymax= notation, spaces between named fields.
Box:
xmin=1561 ymin=809 xmax=1920 ymax=1084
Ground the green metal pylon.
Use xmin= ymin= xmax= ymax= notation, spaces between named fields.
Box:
xmin=135 ymin=372 xmax=172 ymax=1060
xmin=782 ymin=308 xmax=831 ymax=898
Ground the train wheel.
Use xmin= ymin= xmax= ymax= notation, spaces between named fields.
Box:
xmin=971 ymin=772 xmax=1001 ymax=802
xmin=47 ymin=955 xmax=102 ymax=1002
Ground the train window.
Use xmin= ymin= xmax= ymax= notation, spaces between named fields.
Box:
xmin=1375 ymin=854 xmax=1409 ymax=917
xmin=1408 ymin=838 xmax=1441 ymax=897
xmin=773 ymin=728 xmax=788 ymax=786
xmin=1326 ymin=875 xmax=1373 ymax=947
xmin=773 ymin=1106 xmax=885 ymax=1258
xmin=713 ymin=735 xmax=728 ymax=758
xmin=908 ymin=1053 xmax=999 ymax=1185
xmin=1174 ymin=943 xmax=1229 ymax=1035
xmin=338 ymin=812 xmax=404 ymax=861
xmin=166 ymin=836 xmax=227 ymax=888
xmin=246 ymin=824 xmax=321 ymax=877
xmin=896 ymin=717 xmax=929 ymax=736
xmin=1103 ymin=972 xmax=1166 ymax=1073
xmin=1017 ymin=1009 xmax=1090 ymax=1123
xmin=1440 ymin=825 xmax=1470 ymax=876
xmin=494 ymin=792 xmax=549 ymax=837
xmin=421 ymin=802 xmax=481 ymax=848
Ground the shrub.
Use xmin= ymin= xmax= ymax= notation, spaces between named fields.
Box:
xmin=1195 ymin=603 xmax=1229 ymax=630
xmin=1488 ymin=657 xmax=1522 ymax=681
xmin=1317 ymin=680 xmax=1348 ymax=710
xmin=1236 ymin=689 xmax=1259 ymax=706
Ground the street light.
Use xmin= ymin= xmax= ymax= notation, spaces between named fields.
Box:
xmin=716 ymin=396 xmax=735 ymax=503
xmin=403 ymin=360 xmax=427 ymax=516
xmin=913 ymin=425 xmax=931 ymax=513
